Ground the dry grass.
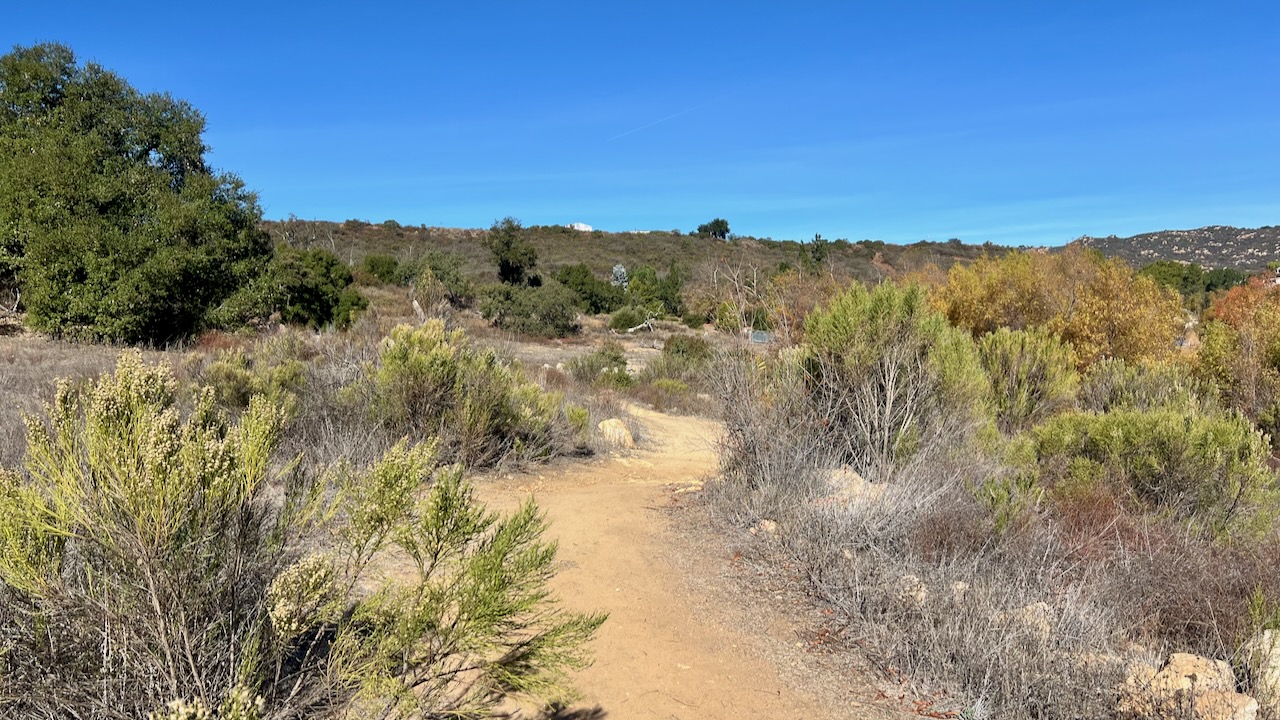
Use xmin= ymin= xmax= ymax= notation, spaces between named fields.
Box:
xmin=0 ymin=305 xmax=612 ymax=474
xmin=0 ymin=335 xmax=153 ymax=468
xmin=706 ymin=349 xmax=1280 ymax=719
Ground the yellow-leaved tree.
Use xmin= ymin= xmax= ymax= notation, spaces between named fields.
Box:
xmin=934 ymin=247 xmax=1183 ymax=368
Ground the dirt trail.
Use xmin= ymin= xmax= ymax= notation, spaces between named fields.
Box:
xmin=479 ymin=407 xmax=904 ymax=720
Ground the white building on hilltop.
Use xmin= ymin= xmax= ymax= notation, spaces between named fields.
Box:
xmin=568 ymin=222 xmax=593 ymax=232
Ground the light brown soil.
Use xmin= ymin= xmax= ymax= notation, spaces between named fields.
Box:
xmin=477 ymin=406 xmax=909 ymax=720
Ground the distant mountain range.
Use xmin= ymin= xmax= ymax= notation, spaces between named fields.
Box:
xmin=1072 ymin=225 xmax=1280 ymax=271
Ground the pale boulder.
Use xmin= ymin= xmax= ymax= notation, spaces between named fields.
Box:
xmin=597 ymin=418 xmax=635 ymax=449
xmin=823 ymin=465 xmax=886 ymax=505
xmin=1158 ymin=653 xmax=1237 ymax=695
xmin=1193 ymin=692 xmax=1259 ymax=720
xmin=894 ymin=574 xmax=927 ymax=607
xmin=1243 ymin=630 xmax=1280 ymax=712
xmin=1118 ymin=653 xmax=1258 ymax=720
xmin=753 ymin=518 xmax=780 ymax=539
xmin=993 ymin=601 xmax=1053 ymax=645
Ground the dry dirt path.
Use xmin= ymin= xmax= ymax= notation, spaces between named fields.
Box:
xmin=479 ymin=406 xmax=907 ymax=720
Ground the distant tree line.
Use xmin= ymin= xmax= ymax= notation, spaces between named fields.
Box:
xmin=1137 ymin=259 xmax=1248 ymax=312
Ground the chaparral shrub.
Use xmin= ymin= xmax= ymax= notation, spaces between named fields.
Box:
xmin=978 ymin=327 xmax=1078 ymax=434
xmin=480 ymin=282 xmax=580 ymax=338
xmin=803 ymin=281 xmax=990 ymax=478
xmin=1031 ymin=408 xmax=1277 ymax=537
xmin=0 ymin=352 xmax=603 ymax=718
xmin=360 ymin=321 xmax=578 ymax=465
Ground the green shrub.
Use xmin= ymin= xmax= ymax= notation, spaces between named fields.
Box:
xmin=1139 ymin=260 xmax=1248 ymax=312
xmin=803 ymin=281 xmax=990 ymax=475
xmin=195 ymin=333 xmax=311 ymax=413
xmin=554 ymin=263 xmax=625 ymax=314
xmin=567 ymin=340 xmax=632 ymax=389
xmin=1032 ymin=409 xmax=1277 ymax=536
xmin=201 ymin=347 xmax=305 ymax=411
xmin=359 ymin=253 xmax=400 ymax=284
xmin=1080 ymin=357 xmax=1213 ymax=414
xmin=2 ymin=44 xmax=272 ymax=343
xmin=653 ymin=377 xmax=690 ymax=394
xmin=978 ymin=327 xmax=1078 ymax=433
xmin=640 ymin=334 xmax=715 ymax=386
xmin=596 ymin=366 xmax=635 ymax=390
xmin=485 ymin=216 xmax=538 ymax=286
xmin=565 ymin=404 xmax=590 ymax=445
xmin=0 ymin=352 xmax=602 ymax=717
xmin=480 ymin=282 xmax=581 ymax=338
xmin=609 ymin=305 xmax=650 ymax=332
xmin=1195 ymin=320 xmax=1241 ymax=393
xmin=977 ymin=470 xmax=1043 ymax=535
xmin=362 ymin=321 xmax=574 ymax=465
xmin=1195 ymin=318 xmax=1280 ymax=449
xmin=683 ymin=310 xmax=709 ymax=329
xmin=211 ymin=246 xmax=364 ymax=330
xmin=625 ymin=263 xmax=686 ymax=316
xmin=632 ymin=377 xmax=692 ymax=411
xmin=664 ymin=333 xmax=713 ymax=362
xmin=712 ymin=301 xmax=742 ymax=333
xmin=410 ymin=266 xmax=452 ymax=315
xmin=333 ymin=287 xmax=368 ymax=329
xmin=398 ymin=251 xmax=473 ymax=303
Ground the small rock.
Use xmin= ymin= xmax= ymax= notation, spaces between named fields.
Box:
xmin=993 ymin=601 xmax=1053 ymax=645
xmin=1243 ymin=630 xmax=1280 ymax=712
xmin=823 ymin=464 xmax=887 ymax=505
xmin=1124 ymin=659 xmax=1159 ymax=687
xmin=597 ymin=418 xmax=635 ymax=449
xmin=894 ymin=574 xmax=927 ymax=607
xmin=1116 ymin=659 xmax=1160 ymax=719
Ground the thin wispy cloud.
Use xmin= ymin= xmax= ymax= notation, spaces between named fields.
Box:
xmin=606 ymin=104 xmax=708 ymax=142
xmin=605 ymin=83 xmax=756 ymax=142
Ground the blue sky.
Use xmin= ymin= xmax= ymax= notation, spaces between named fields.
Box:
xmin=6 ymin=1 xmax=1279 ymax=246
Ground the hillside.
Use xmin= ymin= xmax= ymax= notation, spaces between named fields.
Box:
xmin=261 ymin=218 xmax=1000 ymax=286
xmin=1073 ymin=225 xmax=1280 ymax=270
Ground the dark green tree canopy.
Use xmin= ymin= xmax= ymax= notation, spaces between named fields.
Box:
xmin=210 ymin=245 xmax=366 ymax=330
xmin=696 ymin=217 xmax=730 ymax=240
xmin=484 ymin=216 xmax=538 ymax=286
xmin=1138 ymin=260 xmax=1248 ymax=312
xmin=553 ymin=262 xmax=624 ymax=314
xmin=626 ymin=261 xmax=687 ymax=316
xmin=0 ymin=42 xmax=273 ymax=342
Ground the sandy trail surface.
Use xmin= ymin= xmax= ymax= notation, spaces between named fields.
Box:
xmin=477 ymin=406 xmax=907 ymax=720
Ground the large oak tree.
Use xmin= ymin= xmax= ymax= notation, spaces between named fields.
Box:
xmin=0 ymin=43 xmax=271 ymax=342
